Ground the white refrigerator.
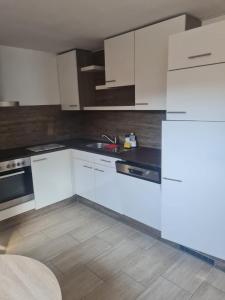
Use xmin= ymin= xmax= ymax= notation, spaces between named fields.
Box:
xmin=162 ymin=121 xmax=225 ymax=260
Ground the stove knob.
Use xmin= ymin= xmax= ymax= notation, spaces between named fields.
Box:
xmin=7 ymin=164 xmax=11 ymax=169
xmin=12 ymin=163 xmax=16 ymax=168
xmin=17 ymin=162 xmax=21 ymax=167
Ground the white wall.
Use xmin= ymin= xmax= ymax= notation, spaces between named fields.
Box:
xmin=203 ymin=15 xmax=225 ymax=25
xmin=0 ymin=46 xmax=60 ymax=105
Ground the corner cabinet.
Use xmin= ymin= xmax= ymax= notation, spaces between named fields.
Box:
xmin=104 ymin=32 xmax=134 ymax=88
xmin=31 ymin=150 xmax=73 ymax=209
xmin=135 ymin=15 xmax=200 ymax=110
xmin=57 ymin=50 xmax=80 ymax=110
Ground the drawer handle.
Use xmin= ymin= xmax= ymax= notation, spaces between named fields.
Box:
xmin=69 ymin=105 xmax=78 ymax=107
xmin=163 ymin=177 xmax=182 ymax=183
xmin=33 ymin=158 xmax=47 ymax=162
xmin=83 ymin=165 xmax=92 ymax=169
xmin=94 ymin=168 xmax=104 ymax=173
xmin=167 ymin=111 xmax=187 ymax=114
xmin=100 ymin=159 xmax=111 ymax=163
xmin=188 ymin=52 xmax=212 ymax=59
xmin=106 ymin=80 xmax=116 ymax=83
xmin=136 ymin=103 xmax=149 ymax=106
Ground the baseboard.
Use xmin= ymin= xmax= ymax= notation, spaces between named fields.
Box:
xmin=76 ymin=195 xmax=225 ymax=272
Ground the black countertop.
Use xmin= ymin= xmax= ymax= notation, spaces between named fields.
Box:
xmin=0 ymin=138 xmax=161 ymax=168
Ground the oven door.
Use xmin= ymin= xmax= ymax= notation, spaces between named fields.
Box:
xmin=0 ymin=167 xmax=34 ymax=210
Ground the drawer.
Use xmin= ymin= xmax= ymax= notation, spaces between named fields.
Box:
xmin=71 ymin=150 xmax=95 ymax=162
xmin=93 ymin=154 xmax=119 ymax=168
xmin=168 ymin=20 xmax=225 ymax=70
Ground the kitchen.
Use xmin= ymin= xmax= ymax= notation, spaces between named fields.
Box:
xmin=0 ymin=1 xmax=225 ymax=299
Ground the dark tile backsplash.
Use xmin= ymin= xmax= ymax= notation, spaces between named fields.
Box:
xmin=80 ymin=111 xmax=165 ymax=149
xmin=0 ymin=105 xmax=82 ymax=150
xmin=0 ymin=105 xmax=165 ymax=150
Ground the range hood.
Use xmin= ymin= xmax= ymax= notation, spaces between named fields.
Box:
xmin=0 ymin=100 xmax=19 ymax=107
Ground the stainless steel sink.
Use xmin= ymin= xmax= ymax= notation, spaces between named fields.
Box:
xmin=86 ymin=142 xmax=113 ymax=149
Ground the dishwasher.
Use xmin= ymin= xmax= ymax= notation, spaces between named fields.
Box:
xmin=116 ymin=161 xmax=161 ymax=230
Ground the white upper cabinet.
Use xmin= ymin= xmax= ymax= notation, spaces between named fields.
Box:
xmin=135 ymin=15 xmax=190 ymax=110
xmin=57 ymin=50 xmax=80 ymax=110
xmin=168 ymin=20 xmax=225 ymax=70
xmin=167 ymin=63 xmax=225 ymax=121
xmin=104 ymin=32 xmax=134 ymax=88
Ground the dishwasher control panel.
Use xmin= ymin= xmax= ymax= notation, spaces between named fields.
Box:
xmin=116 ymin=161 xmax=161 ymax=184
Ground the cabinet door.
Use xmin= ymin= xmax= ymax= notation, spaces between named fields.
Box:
xmin=162 ymin=121 xmax=225 ymax=260
xmin=32 ymin=150 xmax=73 ymax=209
xmin=135 ymin=16 xmax=186 ymax=110
xmin=167 ymin=63 xmax=225 ymax=121
xmin=104 ymin=32 xmax=134 ymax=88
xmin=168 ymin=20 xmax=225 ymax=71
xmin=73 ymin=159 xmax=95 ymax=201
xmin=57 ymin=50 xmax=80 ymax=110
xmin=117 ymin=174 xmax=161 ymax=230
xmin=94 ymin=164 xmax=122 ymax=213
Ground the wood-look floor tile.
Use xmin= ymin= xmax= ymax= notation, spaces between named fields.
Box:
xmin=61 ymin=265 xmax=103 ymax=300
xmin=26 ymin=234 xmax=79 ymax=262
xmin=17 ymin=210 xmax=66 ymax=237
xmin=70 ymin=214 xmax=116 ymax=243
xmin=96 ymin=222 xmax=135 ymax=246
xmin=137 ymin=276 xmax=191 ymax=300
xmin=124 ymin=241 xmax=182 ymax=287
xmin=163 ymin=253 xmax=212 ymax=293
xmin=0 ymin=227 xmax=24 ymax=252
xmin=206 ymin=267 xmax=225 ymax=293
xmin=42 ymin=215 xmax=87 ymax=240
xmin=83 ymin=273 xmax=145 ymax=300
xmin=51 ymin=236 xmax=112 ymax=274
xmin=88 ymin=239 xmax=140 ymax=280
xmin=6 ymin=232 xmax=49 ymax=255
xmin=191 ymin=282 xmax=225 ymax=300
xmin=127 ymin=230 xmax=158 ymax=250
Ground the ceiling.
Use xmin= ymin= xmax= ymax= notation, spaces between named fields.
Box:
xmin=0 ymin=0 xmax=225 ymax=53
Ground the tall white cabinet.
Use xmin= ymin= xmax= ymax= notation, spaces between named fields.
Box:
xmin=135 ymin=15 xmax=197 ymax=110
xmin=57 ymin=50 xmax=80 ymax=110
xmin=162 ymin=19 xmax=225 ymax=260
xmin=162 ymin=122 xmax=225 ymax=260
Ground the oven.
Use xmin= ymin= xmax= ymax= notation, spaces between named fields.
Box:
xmin=0 ymin=157 xmax=34 ymax=211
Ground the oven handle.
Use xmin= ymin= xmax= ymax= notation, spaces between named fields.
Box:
xmin=0 ymin=171 xmax=25 ymax=180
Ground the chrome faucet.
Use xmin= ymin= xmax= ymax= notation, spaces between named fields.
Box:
xmin=102 ymin=134 xmax=118 ymax=144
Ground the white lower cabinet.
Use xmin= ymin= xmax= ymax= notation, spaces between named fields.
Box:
xmin=94 ymin=164 xmax=122 ymax=213
xmin=31 ymin=150 xmax=73 ymax=209
xmin=73 ymin=158 xmax=95 ymax=201
xmin=117 ymin=173 xmax=161 ymax=230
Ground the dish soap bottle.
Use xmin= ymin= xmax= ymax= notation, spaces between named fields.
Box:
xmin=124 ymin=134 xmax=131 ymax=149
xmin=129 ymin=133 xmax=137 ymax=148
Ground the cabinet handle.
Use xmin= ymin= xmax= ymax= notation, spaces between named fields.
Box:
xmin=163 ymin=177 xmax=183 ymax=183
xmin=167 ymin=111 xmax=187 ymax=114
xmin=136 ymin=103 xmax=149 ymax=106
xmin=94 ymin=168 xmax=104 ymax=173
xmin=33 ymin=158 xmax=47 ymax=162
xmin=83 ymin=165 xmax=92 ymax=169
xmin=106 ymin=80 xmax=116 ymax=83
xmin=188 ymin=52 xmax=212 ymax=59
xmin=69 ymin=105 xmax=78 ymax=107
xmin=100 ymin=159 xmax=111 ymax=163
